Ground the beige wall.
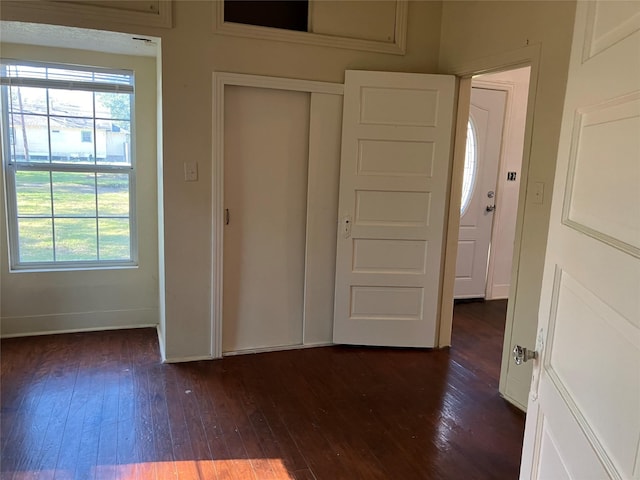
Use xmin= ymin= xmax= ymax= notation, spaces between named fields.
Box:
xmin=0 ymin=44 xmax=159 ymax=336
xmin=0 ymin=1 xmax=579 ymax=367
xmin=438 ymin=0 xmax=576 ymax=407
xmin=0 ymin=1 xmax=443 ymax=358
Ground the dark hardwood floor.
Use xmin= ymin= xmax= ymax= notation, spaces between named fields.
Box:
xmin=1 ymin=300 xmax=524 ymax=479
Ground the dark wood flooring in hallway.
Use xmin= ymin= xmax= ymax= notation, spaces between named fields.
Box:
xmin=1 ymin=300 xmax=525 ymax=479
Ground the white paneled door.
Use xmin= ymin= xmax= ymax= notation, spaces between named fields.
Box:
xmin=520 ymin=1 xmax=640 ymax=479
xmin=455 ymin=87 xmax=506 ymax=299
xmin=333 ymin=70 xmax=455 ymax=347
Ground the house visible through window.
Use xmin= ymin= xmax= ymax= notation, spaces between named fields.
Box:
xmin=0 ymin=60 xmax=136 ymax=270
xmin=81 ymin=130 xmax=92 ymax=143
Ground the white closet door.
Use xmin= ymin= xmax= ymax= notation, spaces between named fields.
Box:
xmin=223 ymin=86 xmax=310 ymax=353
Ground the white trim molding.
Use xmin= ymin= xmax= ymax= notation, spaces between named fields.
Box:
xmin=0 ymin=0 xmax=173 ymax=29
xmin=222 ymin=342 xmax=333 ymax=357
xmin=212 ymin=0 xmax=408 ymax=55
xmin=211 ymin=72 xmax=343 ymax=359
xmin=0 ymin=308 xmax=158 ymax=338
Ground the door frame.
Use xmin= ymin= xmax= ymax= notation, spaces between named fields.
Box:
xmin=469 ymin=80 xmax=517 ymax=301
xmin=438 ymin=44 xmax=541 ymax=408
xmin=454 ymin=83 xmax=511 ymax=300
xmin=210 ymin=72 xmax=343 ymax=358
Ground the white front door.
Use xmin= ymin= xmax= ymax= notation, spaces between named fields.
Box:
xmin=333 ymin=70 xmax=456 ymax=347
xmin=520 ymin=2 xmax=640 ymax=478
xmin=455 ymin=87 xmax=507 ymax=299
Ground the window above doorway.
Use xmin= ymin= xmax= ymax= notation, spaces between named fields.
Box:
xmin=215 ymin=0 xmax=408 ymax=55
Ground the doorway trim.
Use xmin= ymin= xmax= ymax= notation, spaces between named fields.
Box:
xmin=438 ymin=44 xmax=541 ymax=406
xmin=211 ymin=72 xmax=343 ymax=358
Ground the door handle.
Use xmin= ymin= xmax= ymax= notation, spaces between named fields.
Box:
xmin=486 ymin=205 xmax=496 ymax=213
xmin=513 ymin=345 xmax=538 ymax=365
xmin=225 ymin=208 xmax=230 ymax=225
xmin=342 ymin=215 xmax=352 ymax=238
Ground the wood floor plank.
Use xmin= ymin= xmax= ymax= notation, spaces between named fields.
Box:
xmin=0 ymin=300 xmax=525 ymax=479
xmin=147 ymin=363 xmax=177 ymax=480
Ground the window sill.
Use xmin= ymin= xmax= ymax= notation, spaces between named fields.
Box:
xmin=9 ymin=263 xmax=139 ymax=274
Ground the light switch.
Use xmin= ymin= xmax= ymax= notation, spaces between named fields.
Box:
xmin=184 ymin=161 xmax=198 ymax=182
xmin=533 ymin=182 xmax=544 ymax=204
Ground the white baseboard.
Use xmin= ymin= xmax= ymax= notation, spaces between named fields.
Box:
xmin=223 ymin=341 xmax=333 ymax=357
xmin=156 ymin=325 xmax=167 ymax=362
xmin=487 ymin=284 xmax=510 ymax=300
xmin=162 ymin=354 xmax=214 ymax=363
xmin=0 ymin=307 xmax=159 ymax=338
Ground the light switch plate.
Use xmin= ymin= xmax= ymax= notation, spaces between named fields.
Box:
xmin=184 ymin=161 xmax=198 ymax=182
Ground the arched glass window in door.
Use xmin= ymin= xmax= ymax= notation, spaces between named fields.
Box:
xmin=460 ymin=118 xmax=478 ymax=214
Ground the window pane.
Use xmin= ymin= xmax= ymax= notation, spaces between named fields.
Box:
xmin=99 ymin=218 xmax=130 ymax=260
xmin=95 ymin=93 xmax=131 ymax=120
xmin=50 ymin=116 xmax=96 ymax=164
xmin=98 ymin=121 xmax=130 ymax=165
xmin=2 ymin=61 xmax=135 ymax=268
xmin=48 ymin=89 xmax=93 ymax=117
xmin=9 ymin=86 xmax=47 ymax=114
xmin=16 ymin=170 xmax=52 ymax=216
xmin=97 ymin=174 xmax=129 ymax=216
xmin=460 ymin=119 xmax=478 ymax=215
xmin=52 ymin=172 xmax=96 ymax=217
xmin=47 ymin=67 xmax=95 ymax=83
xmin=55 ymin=218 xmax=98 ymax=261
xmin=10 ymin=114 xmax=50 ymax=163
xmin=18 ymin=218 xmax=54 ymax=262
xmin=224 ymin=0 xmax=309 ymax=32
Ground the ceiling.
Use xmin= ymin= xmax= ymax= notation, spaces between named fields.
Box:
xmin=0 ymin=21 xmax=159 ymax=57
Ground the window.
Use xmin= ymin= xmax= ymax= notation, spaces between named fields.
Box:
xmin=225 ymin=0 xmax=309 ymax=32
xmin=460 ymin=118 xmax=478 ymax=215
xmin=1 ymin=60 xmax=136 ymax=270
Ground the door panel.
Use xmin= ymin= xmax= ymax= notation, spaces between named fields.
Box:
xmin=333 ymin=70 xmax=455 ymax=347
xmin=223 ymin=86 xmax=310 ymax=353
xmin=455 ymin=87 xmax=507 ymax=298
xmin=520 ymin=2 xmax=640 ymax=478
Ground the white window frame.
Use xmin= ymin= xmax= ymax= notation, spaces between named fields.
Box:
xmin=0 ymin=59 xmax=138 ymax=272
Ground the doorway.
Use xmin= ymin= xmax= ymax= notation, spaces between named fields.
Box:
xmin=454 ymin=86 xmax=508 ymax=299
xmin=452 ymin=66 xmax=532 ymax=407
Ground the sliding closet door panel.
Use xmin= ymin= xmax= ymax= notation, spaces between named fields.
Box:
xmin=223 ymin=86 xmax=310 ymax=353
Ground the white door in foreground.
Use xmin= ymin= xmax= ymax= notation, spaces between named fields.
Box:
xmin=455 ymin=87 xmax=506 ymax=299
xmin=333 ymin=70 xmax=455 ymax=347
xmin=520 ymin=2 xmax=640 ymax=479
